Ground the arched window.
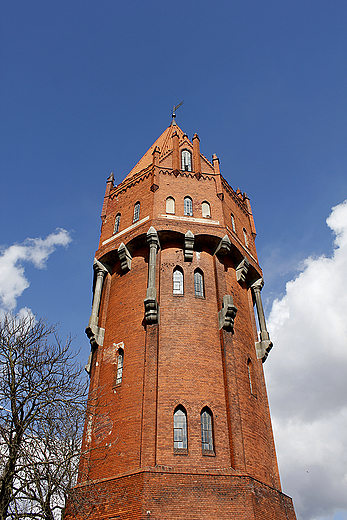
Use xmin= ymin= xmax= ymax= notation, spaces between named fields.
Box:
xmin=114 ymin=213 xmax=121 ymax=234
xmin=173 ymin=267 xmax=184 ymax=295
xmin=184 ymin=196 xmax=193 ymax=216
xmin=173 ymin=406 xmax=187 ymax=450
xmin=247 ymin=359 xmax=256 ymax=396
xmin=115 ymin=348 xmax=124 ymax=385
xmin=166 ymin=196 xmax=175 ymax=214
xmin=201 ymin=408 xmax=214 ymax=452
xmin=243 ymin=228 xmax=248 ymax=247
xmin=231 ymin=213 xmax=236 ymax=233
xmin=202 ymin=201 xmax=211 ymax=218
xmin=133 ymin=202 xmax=140 ymax=223
xmin=181 ymin=150 xmax=192 ymax=171
xmin=194 ymin=269 xmax=204 ymax=298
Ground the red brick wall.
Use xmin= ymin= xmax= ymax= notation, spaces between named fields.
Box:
xmin=66 ymin=471 xmax=296 ymax=520
xmin=74 ymin=130 xmax=296 ymax=518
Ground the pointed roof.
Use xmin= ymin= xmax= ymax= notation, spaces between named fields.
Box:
xmin=123 ymin=122 xmax=189 ymax=182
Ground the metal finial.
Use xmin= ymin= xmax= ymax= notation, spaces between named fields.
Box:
xmin=172 ymin=100 xmax=184 ymax=123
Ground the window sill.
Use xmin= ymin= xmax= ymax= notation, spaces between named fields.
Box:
xmin=202 ymin=449 xmax=215 ymax=457
xmin=174 ymin=448 xmax=188 ymax=455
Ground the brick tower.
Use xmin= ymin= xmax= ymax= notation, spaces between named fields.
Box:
xmin=68 ymin=116 xmax=297 ymax=519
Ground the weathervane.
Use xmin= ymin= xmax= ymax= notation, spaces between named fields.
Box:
xmin=172 ymin=100 xmax=184 ymax=124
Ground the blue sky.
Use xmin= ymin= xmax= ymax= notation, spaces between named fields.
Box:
xmin=1 ymin=2 xmax=347 ymax=519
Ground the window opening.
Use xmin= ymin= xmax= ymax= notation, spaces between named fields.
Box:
xmin=243 ymin=228 xmax=248 ymax=247
xmin=116 ymin=349 xmax=124 ymax=385
xmin=201 ymin=408 xmax=214 ymax=452
xmin=166 ymin=196 xmax=175 ymax=214
xmin=194 ymin=270 xmax=204 ymax=298
xmin=133 ymin=202 xmax=140 ymax=223
xmin=202 ymin=201 xmax=211 ymax=218
xmin=181 ymin=150 xmax=192 ymax=172
xmin=173 ymin=268 xmax=184 ymax=295
xmin=231 ymin=213 xmax=236 ymax=233
xmin=114 ymin=213 xmax=121 ymax=234
xmin=174 ymin=406 xmax=187 ymax=450
xmin=184 ymin=197 xmax=193 ymax=216
xmin=247 ymin=359 xmax=256 ymax=396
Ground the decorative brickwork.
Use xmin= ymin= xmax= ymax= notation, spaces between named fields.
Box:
xmin=66 ymin=121 xmax=297 ymax=519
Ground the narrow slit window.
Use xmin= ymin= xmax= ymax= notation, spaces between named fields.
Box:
xmin=202 ymin=201 xmax=211 ymax=218
xmin=231 ymin=213 xmax=236 ymax=233
xmin=173 ymin=268 xmax=184 ymax=295
xmin=133 ymin=202 xmax=140 ymax=223
xmin=181 ymin=150 xmax=192 ymax=171
xmin=243 ymin=228 xmax=248 ymax=247
xmin=166 ymin=196 xmax=175 ymax=214
xmin=247 ymin=359 xmax=256 ymax=396
xmin=194 ymin=270 xmax=204 ymax=298
xmin=184 ymin=197 xmax=193 ymax=216
xmin=116 ymin=349 xmax=124 ymax=385
xmin=114 ymin=213 xmax=121 ymax=234
xmin=174 ymin=406 xmax=187 ymax=450
xmin=201 ymin=408 xmax=214 ymax=452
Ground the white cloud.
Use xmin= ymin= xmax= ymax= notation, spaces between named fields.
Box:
xmin=265 ymin=200 xmax=347 ymax=520
xmin=0 ymin=229 xmax=72 ymax=313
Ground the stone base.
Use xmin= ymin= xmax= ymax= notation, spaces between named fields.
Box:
xmin=65 ymin=469 xmax=296 ymax=520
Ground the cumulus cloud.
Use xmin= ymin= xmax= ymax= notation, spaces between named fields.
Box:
xmin=0 ymin=229 xmax=72 ymax=313
xmin=265 ymin=200 xmax=347 ymax=520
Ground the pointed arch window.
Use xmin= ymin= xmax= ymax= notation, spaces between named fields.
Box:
xmin=184 ymin=196 xmax=193 ymax=216
xmin=174 ymin=406 xmax=188 ymax=451
xmin=202 ymin=201 xmax=211 ymax=218
xmin=231 ymin=213 xmax=236 ymax=233
xmin=166 ymin=196 xmax=175 ymax=214
xmin=194 ymin=269 xmax=204 ymax=298
xmin=133 ymin=202 xmax=140 ymax=223
xmin=173 ymin=267 xmax=184 ymax=295
xmin=201 ymin=407 xmax=214 ymax=453
xmin=243 ymin=228 xmax=248 ymax=247
xmin=115 ymin=348 xmax=124 ymax=385
xmin=114 ymin=213 xmax=121 ymax=234
xmin=181 ymin=150 xmax=192 ymax=172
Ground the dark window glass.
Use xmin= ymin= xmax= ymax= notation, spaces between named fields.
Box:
xmin=174 ymin=407 xmax=187 ymax=449
xmin=201 ymin=408 xmax=214 ymax=452
xmin=184 ymin=197 xmax=193 ymax=216
xmin=116 ymin=349 xmax=124 ymax=385
xmin=114 ymin=213 xmax=121 ymax=234
xmin=247 ymin=359 xmax=256 ymax=396
xmin=194 ymin=270 xmax=204 ymax=298
xmin=181 ymin=150 xmax=192 ymax=171
xmin=133 ymin=202 xmax=140 ymax=223
xmin=231 ymin=213 xmax=236 ymax=233
xmin=243 ymin=228 xmax=248 ymax=247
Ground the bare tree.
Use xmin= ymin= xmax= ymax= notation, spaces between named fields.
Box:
xmin=0 ymin=313 xmax=87 ymax=520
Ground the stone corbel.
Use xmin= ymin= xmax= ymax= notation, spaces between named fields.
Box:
xmin=184 ymin=230 xmax=194 ymax=261
xmin=218 ymin=295 xmax=237 ymax=332
xmin=118 ymin=242 xmax=132 ymax=272
xmin=214 ymin=235 xmax=231 ymax=256
xmin=251 ymin=278 xmax=273 ymax=362
xmin=236 ymin=257 xmax=250 ymax=284
xmin=144 ymin=226 xmax=160 ymax=324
